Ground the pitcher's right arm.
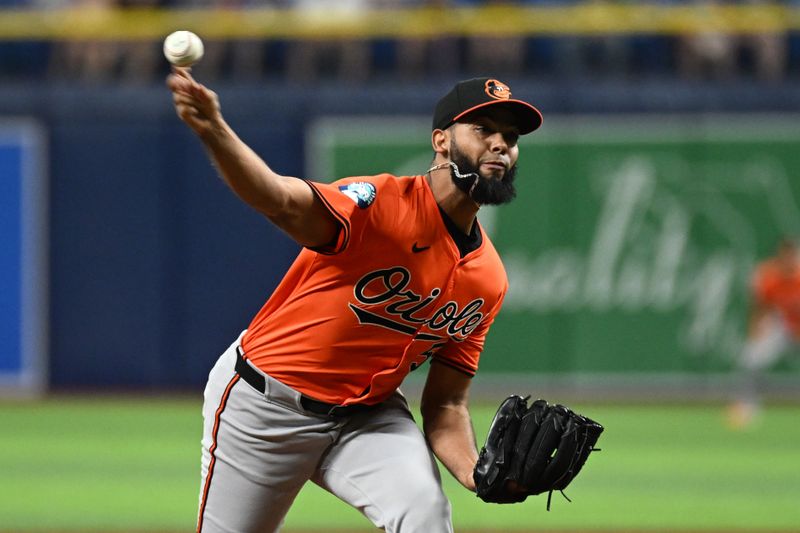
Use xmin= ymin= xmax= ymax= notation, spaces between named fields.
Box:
xmin=166 ymin=67 xmax=338 ymax=249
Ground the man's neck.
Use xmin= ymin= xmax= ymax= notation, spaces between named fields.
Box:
xmin=426 ymin=167 xmax=479 ymax=235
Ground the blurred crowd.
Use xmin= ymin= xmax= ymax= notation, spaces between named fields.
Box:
xmin=0 ymin=0 xmax=799 ymax=84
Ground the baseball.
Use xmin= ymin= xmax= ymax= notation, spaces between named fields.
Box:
xmin=163 ymin=30 xmax=204 ymax=67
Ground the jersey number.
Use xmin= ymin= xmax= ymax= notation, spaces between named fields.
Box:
xmin=410 ymin=342 xmax=447 ymax=371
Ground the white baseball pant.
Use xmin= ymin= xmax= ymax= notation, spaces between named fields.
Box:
xmin=197 ymin=334 xmax=453 ymax=533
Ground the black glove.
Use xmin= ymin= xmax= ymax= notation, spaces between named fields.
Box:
xmin=473 ymin=396 xmax=603 ymax=508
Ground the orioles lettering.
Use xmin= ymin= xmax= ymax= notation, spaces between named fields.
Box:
xmin=352 ymin=267 xmax=485 ymax=341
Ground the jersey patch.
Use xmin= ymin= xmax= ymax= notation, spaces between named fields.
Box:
xmin=339 ymin=182 xmax=376 ymax=208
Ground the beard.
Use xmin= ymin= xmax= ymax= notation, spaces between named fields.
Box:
xmin=449 ymin=141 xmax=517 ymax=206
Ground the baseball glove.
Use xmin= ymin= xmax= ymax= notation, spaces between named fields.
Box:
xmin=473 ymin=395 xmax=603 ymax=508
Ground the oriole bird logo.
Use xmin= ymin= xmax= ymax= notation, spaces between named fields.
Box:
xmin=485 ymin=79 xmax=512 ymax=100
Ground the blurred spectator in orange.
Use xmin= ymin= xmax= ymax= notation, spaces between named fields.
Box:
xmin=728 ymin=237 xmax=800 ymax=429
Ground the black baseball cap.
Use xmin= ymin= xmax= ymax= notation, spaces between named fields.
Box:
xmin=432 ymin=77 xmax=543 ymax=135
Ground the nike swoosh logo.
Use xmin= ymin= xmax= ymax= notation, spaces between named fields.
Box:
xmin=412 ymin=242 xmax=431 ymax=253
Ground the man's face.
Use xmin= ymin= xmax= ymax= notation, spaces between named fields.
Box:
xmin=448 ymin=107 xmax=521 ymax=205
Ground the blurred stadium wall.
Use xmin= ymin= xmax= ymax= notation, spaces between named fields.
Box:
xmin=1 ymin=2 xmax=799 ymax=399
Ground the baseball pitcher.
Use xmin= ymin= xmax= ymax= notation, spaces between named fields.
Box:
xmin=167 ymin=71 xmax=602 ymax=532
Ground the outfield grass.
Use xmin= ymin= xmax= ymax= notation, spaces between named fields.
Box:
xmin=0 ymin=396 xmax=798 ymax=532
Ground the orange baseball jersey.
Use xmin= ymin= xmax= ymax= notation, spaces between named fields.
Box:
xmin=240 ymin=173 xmax=508 ymax=406
xmin=752 ymin=258 xmax=800 ymax=338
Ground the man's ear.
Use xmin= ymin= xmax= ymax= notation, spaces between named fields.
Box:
xmin=431 ymin=128 xmax=449 ymax=156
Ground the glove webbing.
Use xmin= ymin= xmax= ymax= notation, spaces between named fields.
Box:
xmin=545 ymin=441 xmax=602 ymax=511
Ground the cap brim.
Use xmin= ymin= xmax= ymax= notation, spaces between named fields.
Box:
xmin=451 ymin=99 xmax=543 ymax=135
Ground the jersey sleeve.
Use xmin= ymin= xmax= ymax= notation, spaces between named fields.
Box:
xmin=304 ymin=176 xmax=385 ymax=255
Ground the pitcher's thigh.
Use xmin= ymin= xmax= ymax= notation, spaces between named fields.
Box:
xmin=198 ymin=377 xmax=336 ymax=533
xmin=313 ymin=399 xmax=453 ymax=533
xmin=198 ymin=436 xmax=304 ymax=533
